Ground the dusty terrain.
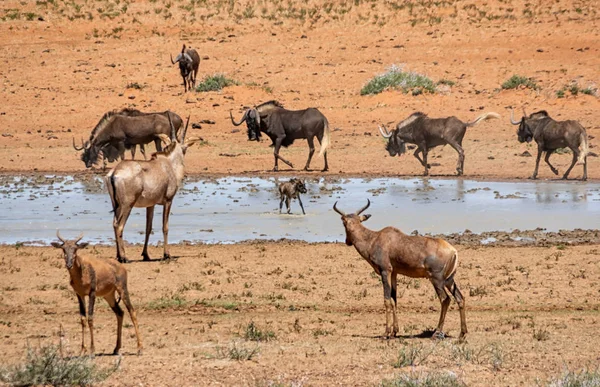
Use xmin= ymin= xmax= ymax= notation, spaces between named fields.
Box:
xmin=1 ymin=242 xmax=599 ymax=386
xmin=1 ymin=1 xmax=600 ymax=386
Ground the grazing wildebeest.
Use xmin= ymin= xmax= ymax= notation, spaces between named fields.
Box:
xmin=105 ymin=115 xmax=200 ymax=263
xmin=230 ymin=101 xmax=330 ymax=172
xmin=74 ymin=109 xmax=183 ymax=168
xmin=379 ymin=111 xmax=500 ymax=176
xmin=278 ymin=178 xmax=307 ymax=215
xmin=510 ymin=108 xmax=588 ymax=180
xmin=51 ymin=230 xmax=142 ymax=356
xmin=334 ymin=200 xmax=467 ymax=340
xmin=171 ymin=44 xmax=200 ymax=92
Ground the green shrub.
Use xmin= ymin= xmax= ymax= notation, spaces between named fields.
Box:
xmin=196 ymin=74 xmax=238 ymax=92
xmin=245 ymin=321 xmax=276 ymax=342
xmin=361 ymin=65 xmax=436 ymax=96
xmin=0 ymin=344 xmax=116 ymax=386
xmin=501 ymin=75 xmax=539 ymax=90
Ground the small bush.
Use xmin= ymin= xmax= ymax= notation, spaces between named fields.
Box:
xmin=217 ymin=342 xmax=259 ymax=361
xmin=382 ymin=371 xmax=464 ymax=387
xmin=196 ymin=74 xmax=238 ymax=92
xmin=549 ymin=368 xmax=600 ymax=387
xmin=126 ymin=82 xmax=145 ymax=90
xmin=502 ymin=75 xmax=539 ymax=90
xmin=245 ymin=321 xmax=276 ymax=342
xmin=392 ymin=343 xmax=434 ymax=368
xmin=145 ymin=292 xmax=187 ymax=310
xmin=361 ymin=65 xmax=436 ymax=96
xmin=0 ymin=344 xmax=116 ymax=386
xmin=533 ymin=328 xmax=550 ymax=341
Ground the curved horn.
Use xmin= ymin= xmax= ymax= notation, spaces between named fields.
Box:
xmin=378 ymin=125 xmax=392 ymax=138
xmin=522 ymin=107 xmax=527 ymax=118
xmin=84 ymin=140 xmax=91 ymax=150
xmin=230 ymin=110 xmax=248 ymax=126
xmin=167 ymin=111 xmax=176 ymax=141
xmin=355 ymin=199 xmax=371 ymax=215
xmin=74 ymin=232 xmax=84 ymax=244
xmin=333 ymin=201 xmax=347 ymax=217
xmin=253 ymin=108 xmax=261 ymax=128
xmin=157 ymin=134 xmax=171 ymax=146
xmin=56 ymin=229 xmax=65 ymax=243
xmin=179 ymin=115 xmax=190 ymax=143
xmin=72 ymin=137 xmax=84 ymax=151
xmin=510 ymin=109 xmax=521 ymax=125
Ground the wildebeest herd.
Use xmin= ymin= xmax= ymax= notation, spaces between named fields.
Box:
xmin=58 ymin=44 xmax=591 ymax=355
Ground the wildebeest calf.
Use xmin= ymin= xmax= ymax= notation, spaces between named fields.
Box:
xmin=279 ymin=178 xmax=307 ymax=215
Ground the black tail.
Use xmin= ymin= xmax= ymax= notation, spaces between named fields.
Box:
xmin=109 ymin=174 xmax=119 ymax=214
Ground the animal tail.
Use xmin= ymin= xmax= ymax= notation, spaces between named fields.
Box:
xmin=318 ymin=119 xmax=330 ymax=158
xmin=466 ymin=112 xmax=501 ymax=127
xmin=105 ymin=172 xmax=119 ymax=214
xmin=578 ymin=132 xmax=589 ymax=164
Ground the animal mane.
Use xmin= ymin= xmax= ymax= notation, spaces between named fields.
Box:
xmin=530 ymin=110 xmax=550 ymax=119
xmin=398 ymin=112 xmax=426 ymax=129
xmin=89 ymin=111 xmax=117 ymax=141
xmin=256 ymin=100 xmax=284 ymax=114
xmin=118 ymin=108 xmax=144 ymax=116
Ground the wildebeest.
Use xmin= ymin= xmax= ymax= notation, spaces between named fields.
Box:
xmin=278 ymin=178 xmax=307 ymax=215
xmin=171 ymin=44 xmax=200 ymax=92
xmin=74 ymin=109 xmax=183 ymax=168
xmin=230 ymin=101 xmax=330 ymax=172
xmin=51 ymin=230 xmax=143 ymax=356
xmin=334 ymin=199 xmax=467 ymax=340
xmin=379 ymin=111 xmax=500 ymax=176
xmin=511 ymin=108 xmax=588 ymax=180
xmin=105 ymin=114 xmax=200 ymax=263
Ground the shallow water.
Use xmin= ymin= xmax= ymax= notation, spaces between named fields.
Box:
xmin=1 ymin=175 xmax=598 ymax=245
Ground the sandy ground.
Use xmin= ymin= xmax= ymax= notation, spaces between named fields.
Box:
xmin=1 ymin=1 xmax=600 ymax=386
xmin=0 ymin=242 xmax=599 ymax=386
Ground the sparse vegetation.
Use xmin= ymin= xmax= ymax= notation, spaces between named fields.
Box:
xmin=195 ymin=74 xmax=238 ymax=92
xmin=392 ymin=343 xmax=434 ymax=367
xmin=145 ymin=292 xmax=187 ymax=310
xmin=244 ymin=321 xmax=276 ymax=342
xmin=217 ymin=342 xmax=259 ymax=361
xmin=502 ymin=75 xmax=539 ymax=90
xmin=549 ymin=368 xmax=600 ymax=386
xmin=382 ymin=371 xmax=464 ymax=387
xmin=361 ymin=65 xmax=436 ymax=96
xmin=0 ymin=344 xmax=117 ymax=386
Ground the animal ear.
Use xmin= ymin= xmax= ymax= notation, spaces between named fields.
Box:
xmin=252 ymin=109 xmax=261 ymax=127
xmin=51 ymin=242 xmax=63 ymax=249
xmin=183 ymin=137 xmax=202 ymax=150
xmin=77 ymin=242 xmax=89 ymax=249
xmin=360 ymin=214 xmax=371 ymax=222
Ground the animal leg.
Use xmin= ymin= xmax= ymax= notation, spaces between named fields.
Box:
xmin=316 ymin=132 xmax=329 ymax=172
xmin=154 ymin=138 xmax=162 ymax=153
xmin=130 ymin=145 xmax=136 ymax=160
xmin=297 ymin=194 xmax=306 ymax=215
xmin=273 ymin=138 xmax=293 ymax=171
xmin=141 ymin=206 xmax=155 ymax=261
xmin=445 ymin=276 xmax=467 ymax=341
xmin=279 ymin=194 xmax=285 ymax=214
xmin=87 ymin=288 xmax=96 ymax=355
xmin=105 ymin=292 xmax=124 ymax=355
xmin=140 ymin=144 xmax=147 ymax=161
xmin=530 ymin=147 xmax=543 ymax=180
xmin=114 ymin=204 xmax=133 ymax=263
xmin=162 ymin=201 xmax=173 ymax=259
xmin=77 ymin=295 xmax=88 ymax=355
xmin=544 ymin=150 xmax=559 ymax=176
xmin=583 ymin=154 xmax=588 ymax=181
xmin=413 ymin=148 xmax=431 ymax=168
xmin=390 ymin=272 xmax=399 ymax=336
xmin=431 ymin=278 xmax=450 ymax=339
xmin=421 ymin=148 xmax=430 ymax=176
xmin=562 ymin=149 xmax=578 ymax=180
xmin=120 ymin=285 xmax=143 ymax=355
xmin=380 ymin=270 xmax=394 ymax=338
xmin=285 ymin=197 xmax=291 ymax=214
xmin=304 ymin=137 xmax=316 ymax=171
xmin=448 ymin=141 xmax=465 ymax=176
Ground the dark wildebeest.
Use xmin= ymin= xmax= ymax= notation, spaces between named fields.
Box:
xmin=278 ymin=178 xmax=307 ymax=215
xmin=171 ymin=44 xmax=200 ymax=92
xmin=229 ymin=101 xmax=330 ymax=172
xmin=379 ymin=111 xmax=500 ymax=176
xmin=106 ymin=115 xmax=200 ymax=263
xmin=333 ymin=199 xmax=467 ymax=340
xmin=510 ymin=108 xmax=588 ymax=180
xmin=74 ymin=109 xmax=183 ymax=168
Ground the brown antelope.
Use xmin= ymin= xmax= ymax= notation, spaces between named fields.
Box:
xmin=334 ymin=200 xmax=467 ymax=340
xmin=105 ymin=114 xmax=200 ymax=262
xmin=51 ymin=231 xmax=142 ymax=356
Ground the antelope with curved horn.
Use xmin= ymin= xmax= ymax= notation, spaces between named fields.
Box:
xmin=171 ymin=44 xmax=200 ymax=92
xmin=230 ymin=100 xmax=330 ymax=172
xmin=510 ymin=108 xmax=588 ymax=180
xmin=334 ymin=200 xmax=467 ymax=340
xmin=105 ymin=113 xmax=201 ymax=262
xmin=51 ymin=230 xmax=142 ymax=356
xmin=379 ymin=111 xmax=500 ymax=176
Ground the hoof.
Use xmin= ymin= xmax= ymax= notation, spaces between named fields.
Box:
xmin=552 ymin=169 xmax=559 ymax=176
xmin=321 ymin=168 xmax=328 ymax=172
xmin=112 ymin=348 xmax=121 ymax=356
xmin=528 ymin=175 xmax=537 ymax=180
xmin=432 ymin=331 xmax=446 ymax=340
xmin=137 ymin=348 xmax=143 ymax=356
xmin=118 ymin=257 xmax=130 ymax=264
xmin=141 ymin=253 xmax=151 ymax=261
xmin=163 ymin=253 xmax=172 ymax=260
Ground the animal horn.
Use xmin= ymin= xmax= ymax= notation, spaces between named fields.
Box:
xmin=56 ymin=229 xmax=65 ymax=243
xmin=157 ymin=134 xmax=171 ymax=145
xmin=509 ymin=108 xmax=521 ymax=125
xmin=170 ymin=53 xmax=177 ymax=65
xmin=74 ymin=232 xmax=84 ymax=244
xmin=84 ymin=140 xmax=91 ymax=150
xmin=253 ymin=108 xmax=261 ymax=128
xmin=379 ymin=125 xmax=392 ymax=138
xmin=167 ymin=111 xmax=176 ymax=141
xmin=522 ymin=107 xmax=527 ymax=117
xmin=356 ymin=199 xmax=371 ymax=215
xmin=72 ymin=137 xmax=84 ymax=151
xmin=230 ymin=110 xmax=248 ymax=126
xmin=180 ymin=115 xmax=190 ymax=143
xmin=333 ymin=201 xmax=347 ymax=217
